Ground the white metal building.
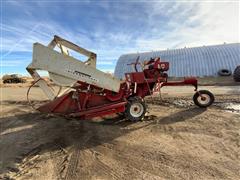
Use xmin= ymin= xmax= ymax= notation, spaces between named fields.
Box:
xmin=114 ymin=43 xmax=240 ymax=79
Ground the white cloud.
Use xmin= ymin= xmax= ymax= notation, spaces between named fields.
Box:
xmin=135 ymin=1 xmax=239 ymax=51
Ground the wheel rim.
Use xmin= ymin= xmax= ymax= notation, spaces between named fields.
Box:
xmin=130 ymin=102 xmax=144 ymax=118
xmin=197 ymin=94 xmax=211 ymax=106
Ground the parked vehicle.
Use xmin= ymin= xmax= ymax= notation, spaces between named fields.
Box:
xmin=2 ymin=74 xmax=26 ymax=84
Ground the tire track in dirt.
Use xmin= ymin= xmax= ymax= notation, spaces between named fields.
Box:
xmin=88 ymin=149 xmax=123 ymax=179
xmin=60 ymin=126 xmax=124 ymax=180
xmin=94 ymin=143 xmax=174 ymax=179
xmin=63 ymin=133 xmax=92 ymax=180
xmin=49 ymin=147 xmax=68 ymax=180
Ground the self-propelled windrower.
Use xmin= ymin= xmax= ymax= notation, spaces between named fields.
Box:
xmin=27 ymin=36 xmax=214 ymax=121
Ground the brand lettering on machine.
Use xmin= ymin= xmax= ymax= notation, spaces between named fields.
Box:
xmin=67 ymin=69 xmax=99 ymax=82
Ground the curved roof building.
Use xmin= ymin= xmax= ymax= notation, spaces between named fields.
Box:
xmin=114 ymin=43 xmax=240 ymax=79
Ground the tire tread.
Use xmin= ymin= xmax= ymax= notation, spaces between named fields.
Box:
xmin=124 ymin=96 xmax=146 ymax=121
xmin=193 ymin=90 xmax=214 ymax=108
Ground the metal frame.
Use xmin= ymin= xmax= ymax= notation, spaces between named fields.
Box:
xmin=47 ymin=35 xmax=97 ymax=67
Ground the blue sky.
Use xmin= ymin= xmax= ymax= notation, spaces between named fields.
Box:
xmin=0 ymin=0 xmax=239 ymax=76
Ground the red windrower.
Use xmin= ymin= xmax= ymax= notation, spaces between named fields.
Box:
xmin=27 ymin=36 xmax=215 ymax=121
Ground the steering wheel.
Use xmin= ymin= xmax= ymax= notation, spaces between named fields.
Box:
xmin=127 ymin=56 xmax=141 ymax=72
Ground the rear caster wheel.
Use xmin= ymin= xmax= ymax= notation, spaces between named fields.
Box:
xmin=125 ymin=97 xmax=146 ymax=122
xmin=193 ymin=90 xmax=214 ymax=108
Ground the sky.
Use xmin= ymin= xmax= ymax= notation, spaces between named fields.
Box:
xmin=0 ymin=0 xmax=239 ymax=76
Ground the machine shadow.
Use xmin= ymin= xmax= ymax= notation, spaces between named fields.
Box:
xmin=0 ymin=110 xmax=150 ymax=175
xmin=0 ymin=106 xmax=205 ymax=175
xmin=156 ymin=107 xmax=206 ymax=125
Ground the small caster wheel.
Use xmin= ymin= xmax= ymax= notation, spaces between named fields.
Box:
xmin=124 ymin=96 xmax=146 ymax=122
xmin=193 ymin=90 xmax=215 ymax=108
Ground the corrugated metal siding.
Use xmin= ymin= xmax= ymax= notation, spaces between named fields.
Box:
xmin=114 ymin=43 xmax=240 ymax=79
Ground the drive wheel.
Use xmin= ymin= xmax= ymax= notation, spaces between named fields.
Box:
xmin=193 ymin=90 xmax=214 ymax=108
xmin=125 ymin=97 xmax=146 ymax=121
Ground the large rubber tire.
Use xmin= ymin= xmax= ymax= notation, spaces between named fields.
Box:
xmin=193 ymin=90 xmax=215 ymax=108
xmin=218 ymin=69 xmax=231 ymax=76
xmin=233 ymin=66 xmax=240 ymax=82
xmin=124 ymin=97 xmax=146 ymax=122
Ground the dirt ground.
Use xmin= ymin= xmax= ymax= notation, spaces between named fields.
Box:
xmin=0 ymin=86 xmax=240 ymax=180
